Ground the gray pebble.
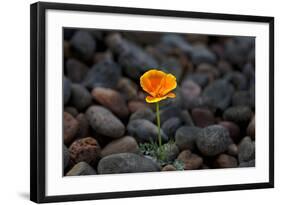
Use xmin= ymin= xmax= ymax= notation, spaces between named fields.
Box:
xmin=97 ymin=153 xmax=160 ymax=174
xmin=86 ymin=106 xmax=125 ymax=138
xmin=66 ymin=162 xmax=96 ymax=176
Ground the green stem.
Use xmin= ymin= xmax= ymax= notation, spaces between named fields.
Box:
xmin=156 ymin=102 xmax=162 ymax=148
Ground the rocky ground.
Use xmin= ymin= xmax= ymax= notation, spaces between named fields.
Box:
xmin=63 ymin=29 xmax=255 ymax=176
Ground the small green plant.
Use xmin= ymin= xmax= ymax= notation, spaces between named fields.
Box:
xmin=139 ymin=141 xmax=159 ymax=158
xmin=173 ymin=159 xmax=185 ymax=171
xmin=139 ymin=139 xmax=181 ymax=168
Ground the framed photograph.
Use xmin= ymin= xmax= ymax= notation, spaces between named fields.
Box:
xmin=30 ymin=2 xmax=274 ymax=203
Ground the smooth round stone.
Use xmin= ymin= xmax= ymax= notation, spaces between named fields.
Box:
xmin=69 ymin=137 xmax=101 ymax=165
xmin=197 ymin=63 xmax=219 ymax=81
xmin=70 ymin=30 xmax=96 ymax=61
xmin=129 ymin=108 xmax=154 ymax=122
xmin=83 ymin=59 xmax=121 ymax=89
xmin=232 ymin=91 xmax=253 ymax=107
xmin=162 ymin=164 xmax=177 ymax=171
xmin=210 ymin=43 xmax=223 ymax=58
xmin=185 ymin=73 xmax=209 ymax=88
xmin=64 ymin=76 xmax=71 ymax=105
xmin=177 ymin=150 xmax=203 ymax=170
xmin=159 ymin=106 xmax=182 ymax=124
xmin=97 ymin=153 xmax=160 ymax=174
xmin=64 ymin=106 xmax=79 ymax=117
xmin=127 ymin=119 xmax=168 ymax=143
xmin=239 ymin=159 xmax=255 ymax=167
xmin=91 ymin=87 xmax=129 ymax=118
xmin=217 ymin=60 xmax=233 ymax=75
xmin=106 ymin=33 xmax=158 ymax=79
xmin=203 ymin=79 xmax=234 ymax=111
xmin=101 ymin=136 xmax=139 ymax=157
xmin=214 ymin=154 xmax=238 ymax=168
xmin=66 ymin=58 xmax=88 ymax=83
xmin=225 ymin=37 xmax=254 ymax=68
xmin=128 ymin=100 xmax=149 ymax=113
xmin=117 ymin=77 xmax=138 ymax=101
xmin=180 ymin=110 xmax=194 ymax=126
xmin=64 ymin=112 xmax=79 ymax=145
xmin=161 ymin=34 xmax=193 ymax=55
xmin=161 ymin=117 xmax=182 ymax=138
xmin=191 ymin=44 xmax=217 ymax=65
xmin=118 ymin=45 xmax=158 ymax=80
xmin=75 ymin=113 xmax=90 ymax=139
xmin=196 ymin=125 xmax=232 ymax=156
xmin=66 ymin=162 xmax=96 ymax=176
xmin=86 ymin=106 xmax=125 ymax=138
xmin=223 ymin=106 xmax=252 ymax=125
xmin=247 ymin=116 xmax=255 ymax=139
xmin=227 ymin=144 xmax=238 ymax=156
xmin=238 ymin=136 xmax=255 ymax=163
xmin=70 ymin=84 xmax=92 ymax=111
xmin=224 ymin=71 xmax=248 ymax=91
xmin=181 ymin=80 xmax=201 ymax=102
xmin=183 ymin=95 xmax=215 ymax=112
xmin=63 ymin=145 xmax=70 ymax=169
xmin=243 ymin=63 xmax=255 ymax=80
xmin=219 ymin=121 xmax=241 ymax=143
xmin=175 ymin=126 xmax=202 ymax=151
xmin=191 ymin=108 xmax=215 ymax=128
xmin=93 ymin=51 xmax=113 ymax=64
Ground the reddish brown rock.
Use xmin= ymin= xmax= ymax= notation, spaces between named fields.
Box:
xmin=91 ymin=87 xmax=129 ymax=118
xmin=128 ymin=100 xmax=149 ymax=113
xmin=177 ymin=150 xmax=203 ymax=170
xmin=69 ymin=137 xmax=101 ymax=165
xmin=214 ymin=154 xmax=238 ymax=168
xmin=219 ymin=121 xmax=241 ymax=143
xmin=191 ymin=108 xmax=215 ymax=128
xmin=137 ymin=91 xmax=147 ymax=101
xmin=64 ymin=112 xmax=79 ymax=145
xmin=101 ymin=136 xmax=139 ymax=157
xmin=227 ymin=143 xmax=238 ymax=156
xmin=162 ymin=165 xmax=177 ymax=171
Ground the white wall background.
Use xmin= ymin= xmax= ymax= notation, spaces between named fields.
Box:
xmin=0 ymin=0 xmax=279 ymax=204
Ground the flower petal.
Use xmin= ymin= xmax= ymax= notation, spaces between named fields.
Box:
xmin=158 ymin=73 xmax=177 ymax=96
xmin=145 ymin=92 xmax=176 ymax=103
xmin=140 ymin=69 xmax=166 ymax=97
xmin=145 ymin=95 xmax=167 ymax=103
xmin=166 ymin=92 xmax=176 ymax=98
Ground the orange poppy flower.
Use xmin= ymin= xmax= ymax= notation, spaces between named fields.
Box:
xmin=140 ymin=69 xmax=177 ymax=103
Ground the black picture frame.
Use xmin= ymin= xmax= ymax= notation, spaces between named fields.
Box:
xmin=30 ymin=2 xmax=274 ymax=203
